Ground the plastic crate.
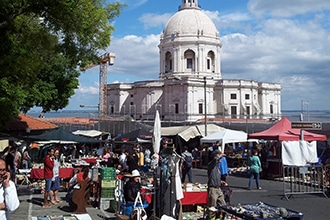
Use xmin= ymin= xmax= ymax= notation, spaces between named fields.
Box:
xmin=101 ymin=180 xmax=117 ymax=188
xmin=100 ymin=167 xmax=116 ymax=180
xmin=101 ymin=187 xmax=115 ymax=198
xmin=100 ymin=198 xmax=117 ymax=212
xmin=100 ymin=198 xmax=111 ymax=210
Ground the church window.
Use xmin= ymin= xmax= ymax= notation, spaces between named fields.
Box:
xmin=207 ymin=51 xmax=215 ymax=72
xmin=110 ymin=105 xmax=114 ymax=114
xmin=231 ymin=106 xmax=237 ymax=118
xmin=270 ymin=104 xmax=274 ymax=114
xmin=231 ymin=94 xmax=237 ymax=99
xmin=165 ymin=52 xmax=172 ymax=73
xmin=246 ymin=106 xmax=251 ymax=117
xmin=245 ymin=94 xmax=250 ymax=100
xmin=175 ymin=103 xmax=179 ymax=114
xmin=199 ymin=103 xmax=203 ymax=114
xmin=184 ymin=50 xmax=195 ymax=71
xmin=187 ymin=58 xmax=193 ymax=69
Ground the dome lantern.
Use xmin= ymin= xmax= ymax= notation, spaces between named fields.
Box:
xmin=180 ymin=0 xmax=200 ymax=11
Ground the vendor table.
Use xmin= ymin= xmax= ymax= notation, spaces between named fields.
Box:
xmin=30 ymin=167 xmax=74 ymax=179
xmin=82 ymin=157 xmax=98 ymax=164
xmin=180 ymin=191 xmax=208 ymax=205
xmin=220 ymin=202 xmax=303 ymax=220
xmin=227 ymin=157 xmax=247 ymax=168
xmin=31 ymin=213 xmax=92 ymax=220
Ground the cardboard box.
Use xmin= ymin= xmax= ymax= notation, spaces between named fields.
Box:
xmin=116 ymin=214 xmax=129 ymax=220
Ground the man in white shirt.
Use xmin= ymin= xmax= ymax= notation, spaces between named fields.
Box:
xmin=0 ymin=158 xmax=20 ymax=220
xmin=118 ymin=149 xmax=128 ymax=171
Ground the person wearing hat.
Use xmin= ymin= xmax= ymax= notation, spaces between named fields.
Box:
xmin=207 ymin=149 xmax=226 ymax=207
xmin=124 ymin=169 xmax=142 ymax=203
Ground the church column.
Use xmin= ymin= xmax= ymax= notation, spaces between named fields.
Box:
xmin=177 ymin=46 xmax=182 ymax=74
xmin=201 ymin=46 xmax=205 ymax=74
xmin=216 ymin=46 xmax=221 ymax=78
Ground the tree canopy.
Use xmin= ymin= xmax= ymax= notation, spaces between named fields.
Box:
xmin=0 ymin=0 xmax=125 ymax=130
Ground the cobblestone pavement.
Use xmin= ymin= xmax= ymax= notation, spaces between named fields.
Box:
xmin=11 ymin=168 xmax=330 ymax=220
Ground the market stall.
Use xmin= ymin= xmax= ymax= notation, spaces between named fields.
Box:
xmin=200 ymin=128 xmax=249 ymax=153
xmin=28 ymin=127 xmax=101 ymax=144
xmin=248 ymin=117 xmax=326 ymax=178
xmin=249 ymin=117 xmax=327 ymax=199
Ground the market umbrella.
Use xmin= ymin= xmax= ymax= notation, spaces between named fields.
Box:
xmin=151 ymin=110 xmax=161 ymax=169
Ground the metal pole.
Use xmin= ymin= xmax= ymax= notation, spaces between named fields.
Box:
xmin=204 ymin=76 xmax=207 ymax=136
xmin=98 ymin=104 xmax=101 ymax=131
xmin=300 ymin=100 xmax=304 ymax=121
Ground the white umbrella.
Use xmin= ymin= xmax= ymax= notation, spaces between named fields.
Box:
xmin=151 ymin=110 xmax=161 ymax=169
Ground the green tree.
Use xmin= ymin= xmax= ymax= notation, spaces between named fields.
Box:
xmin=0 ymin=0 xmax=125 ymax=129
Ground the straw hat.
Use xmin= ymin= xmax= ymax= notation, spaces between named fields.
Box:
xmin=131 ymin=169 xmax=140 ymax=177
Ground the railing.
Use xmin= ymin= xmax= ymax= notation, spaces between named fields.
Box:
xmin=282 ymin=164 xmax=328 ymax=200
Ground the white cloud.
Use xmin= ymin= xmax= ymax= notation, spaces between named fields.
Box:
xmin=248 ymin=0 xmax=330 ymax=18
xmin=139 ymin=13 xmax=173 ymax=29
xmin=119 ymin=0 xmax=148 ymax=9
xmin=76 ymin=83 xmax=99 ymax=95
xmin=108 ymin=34 xmax=160 ymax=80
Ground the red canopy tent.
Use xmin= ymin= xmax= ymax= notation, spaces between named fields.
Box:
xmin=248 ymin=117 xmax=326 ymax=141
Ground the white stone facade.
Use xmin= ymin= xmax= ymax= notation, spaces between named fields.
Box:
xmin=107 ymin=0 xmax=281 ymax=122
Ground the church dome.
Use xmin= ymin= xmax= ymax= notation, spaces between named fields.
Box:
xmin=163 ymin=8 xmax=219 ymax=38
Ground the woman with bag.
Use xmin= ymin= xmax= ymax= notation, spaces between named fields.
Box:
xmin=123 ymin=170 xmax=148 ymax=218
xmin=247 ymin=149 xmax=262 ymax=190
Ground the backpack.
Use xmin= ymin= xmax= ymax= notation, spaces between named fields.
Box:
xmin=183 ymin=153 xmax=193 ymax=168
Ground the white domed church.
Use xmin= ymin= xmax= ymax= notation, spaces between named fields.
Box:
xmin=107 ymin=0 xmax=281 ymax=123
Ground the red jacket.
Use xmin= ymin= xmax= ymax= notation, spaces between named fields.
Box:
xmin=77 ymin=171 xmax=89 ymax=181
xmin=44 ymin=156 xmax=54 ymax=179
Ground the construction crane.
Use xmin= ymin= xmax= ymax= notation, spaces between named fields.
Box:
xmin=81 ymin=52 xmax=115 ymax=119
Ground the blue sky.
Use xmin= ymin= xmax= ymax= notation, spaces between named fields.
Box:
xmin=52 ymin=0 xmax=330 ymax=111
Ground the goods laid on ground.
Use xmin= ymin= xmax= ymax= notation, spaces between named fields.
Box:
xmin=220 ymin=202 xmax=303 ymax=220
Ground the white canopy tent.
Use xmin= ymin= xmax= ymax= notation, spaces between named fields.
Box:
xmin=200 ymin=128 xmax=249 ymax=152
xmin=161 ymin=124 xmax=224 ymax=142
xmin=72 ymin=130 xmax=103 ymax=138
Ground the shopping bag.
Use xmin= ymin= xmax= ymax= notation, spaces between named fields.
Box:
xmin=129 ymin=192 xmax=147 ymax=220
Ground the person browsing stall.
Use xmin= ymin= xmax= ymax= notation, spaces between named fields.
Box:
xmin=124 ymin=169 xmax=142 ymax=203
xmin=43 ymin=148 xmax=55 ymax=208
xmin=207 ymin=149 xmax=226 ymax=207
xmin=247 ymin=148 xmax=262 ymax=190
xmin=218 ymin=151 xmax=228 ymax=182
xmin=51 ymin=149 xmax=61 ymax=204
xmin=181 ymin=146 xmax=193 ymax=183
xmin=0 ymin=158 xmax=20 ymax=220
